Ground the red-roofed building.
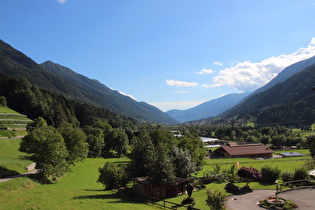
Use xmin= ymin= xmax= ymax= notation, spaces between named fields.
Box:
xmin=212 ymin=143 xmax=273 ymax=159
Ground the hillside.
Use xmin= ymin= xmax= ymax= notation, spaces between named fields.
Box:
xmin=253 ymin=55 xmax=315 ymax=95
xmin=215 ymin=63 xmax=315 ymax=126
xmin=0 ymin=40 xmax=177 ymax=124
xmin=166 ymin=92 xmax=250 ymax=123
xmin=0 ymin=107 xmax=30 ymax=138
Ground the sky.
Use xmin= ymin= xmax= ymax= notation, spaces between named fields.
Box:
xmin=1 ymin=0 xmax=315 ymax=112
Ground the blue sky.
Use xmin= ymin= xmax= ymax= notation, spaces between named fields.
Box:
xmin=1 ymin=0 xmax=315 ymax=111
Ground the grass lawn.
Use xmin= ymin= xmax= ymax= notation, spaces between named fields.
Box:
xmin=0 ymin=107 xmax=20 ymax=114
xmin=0 ymin=158 xmax=157 ymax=210
xmin=0 ymin=138 xmax=33 ymax=178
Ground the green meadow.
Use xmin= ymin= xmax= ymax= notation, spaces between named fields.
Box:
xmin=0 ymin=135 xmax=312 ymax=209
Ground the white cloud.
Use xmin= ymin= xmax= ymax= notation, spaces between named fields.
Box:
xmin=195 ymin=68 xmax=215 ymax=75
xmin=118 ymin=91 xmax=136 ymax=100
xmin=176 ymin=91 xmax=190 ymax=93
xmin=214 ymin=61 xmax=223 ymax=66
xmin=211 ymin=38 xmax=315 ymax=92
xmin=150 ymin=101 xmax=205 ymax=112
xmin=57 ymin=0 xmax=67 ymax=4
xmin=166 ymin=80 xmax=198 ymax=87
xmin=202 ymin=83 xmax=223 ymax=88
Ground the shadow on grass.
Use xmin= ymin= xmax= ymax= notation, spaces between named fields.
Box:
xmin=0 ymin=167 xmax=19 ymax=178
xmin=73 ymin=191 xmax=144 ymax=204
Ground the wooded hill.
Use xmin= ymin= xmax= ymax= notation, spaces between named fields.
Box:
xmin=208 ymin=61 xmax=315 ymax=127
xmin=0 ymin=40 xmax=177 ymax=125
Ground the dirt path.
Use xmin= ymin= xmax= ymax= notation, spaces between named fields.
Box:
xmin=0 ymin=170 xmax=38 ymax=183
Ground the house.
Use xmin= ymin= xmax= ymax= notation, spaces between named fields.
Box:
xmin=132 ymin=177 xmax=187 ymax=199
xmin=212 ymin=143 xmax=274 ymax=159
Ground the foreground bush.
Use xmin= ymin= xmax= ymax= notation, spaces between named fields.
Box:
xmin=260 ymin=165 xmax=281 ymax=184
xmin=205 ymin=189 xmax=226 ymax=210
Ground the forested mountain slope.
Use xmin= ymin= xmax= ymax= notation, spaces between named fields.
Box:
xmin=166 ymin=92 xmax=250 ymax=123
xmin=0 ymin=40 xmax=177 ymax=124
xmin=218 ymin=64 xmax=315 ymax=126
xmin=253 ymin=55 xmax=315 ymax=95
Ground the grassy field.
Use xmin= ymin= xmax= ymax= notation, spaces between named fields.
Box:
xmin=0 ymin=133 xmax=313 ymax=209
xmin=0 ymin=158 xmax=157 ymax=210
xmin=0 ymin=139 xmax=33 ymax=178
xmin=0 ymin=107 xmax=20 ymax=114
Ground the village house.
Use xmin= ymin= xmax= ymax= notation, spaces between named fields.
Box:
xmin=132 ymin=177 xmax=188 ymax=199
xmin=212 ymin=143 xmax=274 ymax=159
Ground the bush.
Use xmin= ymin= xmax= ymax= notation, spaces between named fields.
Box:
xmin=293 ymin=168 xmax=308 ymax=180
xmin=260 ymin=165 xmax=281 ymax=184
xmin=97 ymin=162 xmax=130 ymax=190
xmin=205 ymin=189 xmax=226 ymax=210
xmin=281 ymin=171 xmax=294 ymax=182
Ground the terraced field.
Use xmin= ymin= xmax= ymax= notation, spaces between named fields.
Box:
xmin=0 ymin=107 xmax=31 ymax=138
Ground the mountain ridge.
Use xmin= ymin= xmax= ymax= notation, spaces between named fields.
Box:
xmin=166 ymin=92 xmax=250 ymax=123
xmin=0 ymin=40 xmax=177 ymax=124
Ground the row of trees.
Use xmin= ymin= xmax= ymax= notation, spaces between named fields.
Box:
xmin=20 ymin=118 xmax=88 ymax=183
xmin=98 ymin=130 xmax=207 ymax=189
xmin=176 ymin=124 xmax=306 ymax=147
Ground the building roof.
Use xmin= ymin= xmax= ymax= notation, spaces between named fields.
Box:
xmin=280 ymin=152 xmax=303 ymax=157
xmin=215 ymin=143 xmax=273 ymax=156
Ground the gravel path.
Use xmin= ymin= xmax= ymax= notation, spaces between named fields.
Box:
xmin=0 ymin=170 xmax=38 ymax=183
xmin=225 ymin=188 xmax=315 ymax=210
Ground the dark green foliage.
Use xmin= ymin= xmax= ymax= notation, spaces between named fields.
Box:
xmin=280 ymin=171 xmax=294 ymax=182
xmin=20 ymin=125 xmax=69 ymax=183
xmin=171 ymin=147 xmax=196 ymax=178
xmin=306 ymin=135 xmax=315 ymax=158
xmin=0 ymin=72 xmax=139 ymax=129
xmin=0 ymin=96 xmax=7 ymax=107
xmin=293 ymin=168 xmax=308 ymax=180
xmin=205 ymin=189 xmax=226 ymax=210
xmin=260 ymin=165 xmax=281 ymax=184
xmin=58 ymin=123 xmax=89 ymax=165
xmin=98 ymin=162 xmax=130 ymax=190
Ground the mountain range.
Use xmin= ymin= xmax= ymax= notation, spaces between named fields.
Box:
xmin=166 ymin=92 xmax=251 ymax=123
xmin=0 ymin=40 xmax=177 ymax=124
xmin=202 ymin=55 xmax=315 ymax=126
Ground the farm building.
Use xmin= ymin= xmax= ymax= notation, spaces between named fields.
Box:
xmin=212 ymin=143 xmax=274 ymax=159
xmin=132 ymin=177 xmax=187 ymax=199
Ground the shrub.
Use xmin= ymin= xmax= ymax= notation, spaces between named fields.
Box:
xmin=97 ymin=162 xmax=130 ymax=190
xmin=281 ymin=171 xmax=294 ymax=182
xmin=293 ymin=168 xmax=308 ymax=180
xmin=206 ymin=189 xmax=226 ymax=210
xmin=260 ymin=165 xmax=281 ymax=184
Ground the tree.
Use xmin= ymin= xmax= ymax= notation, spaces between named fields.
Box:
xmin=98 ymin=162 xmax=129 ymax=190
xmin=106 ymin=128 xmax=129 ymax=157
xmin=58 ymin=123 xmax=88 ymax=165
xmin=85 ymin=127 xmax=105 ymax=157
xmin=205 ymin=189 xmax=226 ymax=210
xmin=306 ymin=135 xmax=315 ymax=158
xmin=260 ymin=165 xmax=281 ymax=184
xmin=128 ymin=131 xmax=155 ymax=177
xmin=0 ymin=96 xmax=7 ymax=107
xmin=237 ymin=166 xmax=262 ymax=188
xmin=147 ymin=144 xmax=176 ymax=184
xmin=26 ymin=117 xmax=48 ymax=132
xmin=20 ymin=126 xmax=69 ymax=183
xmin=171 ymin=147 xmax=196 ymax=178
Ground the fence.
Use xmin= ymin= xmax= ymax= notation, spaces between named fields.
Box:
xmin=276 ymin=179 xmax=315 ymax=193
xmin=147 ymin=196 xmax=200 ymax=210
